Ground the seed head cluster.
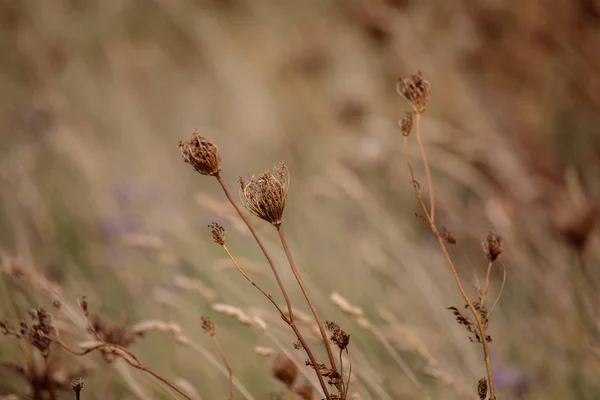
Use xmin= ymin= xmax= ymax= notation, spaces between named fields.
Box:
xmin=325 ymin=321 xmax=350 ymax=350
xmin=400 ymin=111 xmax=413 ymax=136
xmin=239 ymin=162 xmax=290 ymax=226
xmin=482 ymin=232 xmax=503 ymax=262
xmin=179 ymin=130 xmax=221 ymax=176
xmin=209 ymin=222 xmax=226 ymax=246
xmin=201 ymin=316 xmax=216 ymax=336
xmin=397 ymin=73 xmax=430 ymax=114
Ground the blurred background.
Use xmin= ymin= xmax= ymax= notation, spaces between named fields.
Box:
xmin=1 ymin=0 xmax=600 ymax=399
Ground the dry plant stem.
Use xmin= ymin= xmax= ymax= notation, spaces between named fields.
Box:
xmin=276 ymin=225 xmax=337 ymax=372
xmin=407 ymin=113 xmax=496 ymax=399
xmin=414 ymin=113 xmax=435 ymax=222
xmin=222 ymin=245 xmax=286 ymax=316
xmin=211 ymin=335 xmax=233 ymax=400
xmin=49 ymin=337 xmax=194 ymax=400
xmin=103 ymin=364 xmax=114 ymax=400
xmin=481 ymin=261 xmax=494 ymax=306
xmin=488 ymin=261 xmax=507 ymax=316
xmin=215 ymin=175 xmax=332 ymax=400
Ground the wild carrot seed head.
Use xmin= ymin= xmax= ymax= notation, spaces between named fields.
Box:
xmin=239 ymin=162 xmax=289 ymax=226
xmin=397 ymin=72 xmax=430 ymax=114
xmin=178 ymin=130 xmax=221 ymax=176
xmin=208 ymin=222 xmax=226 ymax=245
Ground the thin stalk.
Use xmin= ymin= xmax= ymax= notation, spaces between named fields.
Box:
xmin=480 ymin=261 xmax=493 ymax=306
xmin=102 ymin=363 xmax=114 ymax=400
xmin=414 ymin=113 xmax=435 ymax=222
xmin=215 ymin=175 xmax=332 ymax=400
xmin=276 ymin=225 xmax=337 ymax=372
xmin=488 ymin=261 xmax=507 ymax=316
xmin=212 ymin=335 xmax=233 ymax=400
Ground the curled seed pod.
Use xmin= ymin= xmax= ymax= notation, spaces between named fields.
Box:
xmin=179 ymin=130 xmax=221 ymax=176
xmin=397 ymin=72 xmax=430 ymax=114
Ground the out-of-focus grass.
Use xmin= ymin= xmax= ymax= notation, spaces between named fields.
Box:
xmin=1 ymin=0 xmax=600 ymax=399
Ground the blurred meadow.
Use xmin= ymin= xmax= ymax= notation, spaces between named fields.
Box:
xmin=1 ymin=0 xmax=600 ymax=399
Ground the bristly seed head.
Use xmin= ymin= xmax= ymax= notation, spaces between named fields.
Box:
xmin=239 ymin=162 xmax=290 ymax=226
xmin=179 ymin=130 xmax=221 ymax=176
xmin=477 ymin=377 xmax=487 ymax=400
xmin=397 ymin=72 xmax=430 ymax=114
xmin=400 ymin=111 xmax=413 ymax=136
xmin=209 ymin=222 xmax=226 ymax=246
xmin=201 ymin=316 xmax=215 ymax=336
xmin=482 ymin=231 xmax=503 ymax=261
xmin=325 ymin=321 xmax=350 ymax=350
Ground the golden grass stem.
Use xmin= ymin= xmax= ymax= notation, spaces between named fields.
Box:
xmin=276 ymin=225 xmax=337 ymax=372
xmin=211 ymin=334 xmax=233 ymax=400
xmin=414 ymin=113 xmax=435 ymax=222
xmin=215 ymin=175 xmax=332 ymax=400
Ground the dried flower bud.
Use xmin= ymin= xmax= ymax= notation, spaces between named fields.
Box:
xmin=441 ymin=226 xmax=456 ymax=245
xmin=240 ymin=162 xmax=289 ymax=226
xmin=325 ymin=321 xmax=350 ymax=350
xmin=179 ymin=130 xmax=221 ymax=176
xmin=209 ymin=222 xmax=226 ymax=246
xmin=397 ymin=72 xmax=430 ymax=114
xmin=400 ymin=111 xmax=413 ymax=136
xmin=201 ymin=316 xmax=215 ymax=336
xmin=477 ymin=377 xmax=487 ymax=400
xmin=72 ymin=377 xmax=84 ymax=394
xmin=482 ymin=232 xmax=503 ymax=262
xmin=270 ymin=353 xmax=299 ymax=388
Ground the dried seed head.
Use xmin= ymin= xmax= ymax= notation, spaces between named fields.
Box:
xmin=482 ymin=232 xmax=503 ymax=261
xmin=72 ymin=377 xmax=84 ymax=394
xmin=294 ymin=379 xmax=314 ymax=400
xmin=477 ymin=377 xmax=487 ymax=400
xmin=400 ymin=111 xmax=413 ymax=136
xmin=201 ymin=316 xmax=215 ymax=336
xmin=270 ymin=353 xmax=299 ymax=388
xmin=52 ymin=299 xmax=61 ymax=310
xmin=397 ymin=72 xmax=430 ymax=114
xmin=21 ymin=308 xmax=59 ymax=357
xmin=209 ymin=222 xmax=226 ymax=245
xmin=441 ymin=226 xmax=457 ymax=245
xmin=78 ymin=296 xmax=89 ymax=316
xmin=240 ymin=162 xmax=289 ymax=226
xmin=179 ymin=130 xmax=221 ymax=176
xmin=88 ymin=314 xmax=137 ymax=363
xmin=325 ymin=321 xmax=350 ymax=350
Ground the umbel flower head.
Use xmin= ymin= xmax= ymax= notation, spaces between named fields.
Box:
xmin=178 ymin=130 xmax=221 ymax=176
xmin=239 ymin=162 xmax=289 ymax=226
xmin=397 ymin=72 xmax=430 ymax=114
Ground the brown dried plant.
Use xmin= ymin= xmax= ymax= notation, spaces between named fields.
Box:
xmin=180 ymin=132 xmax=342 ymax=400
xmin=399 ymin=72 xmax=506 ymax=400
xmin=201 ymin=316 xmax=233 ymax=400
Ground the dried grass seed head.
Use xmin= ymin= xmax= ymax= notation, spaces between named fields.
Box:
xmin=397 ymin=72 xmax=430 ymax=114
xmin=179 ymin=130 xmax=221 ymax=176
xmin=477 ymin=377 xmax=488 ymax=400
xmin=270 ymin=352 xmax=299 ymax=388
xmin=209 ymin=222 xmax=226 ymax=245
xmin=240 ymin=162 xmax=289 ymax=226
xmin=201 ymin=316 xmax=215 ymax=336
xmin=482 ymin=232 xmax=503 ymax=261
xmin=325 ymin=321 xmax=350 ymax=350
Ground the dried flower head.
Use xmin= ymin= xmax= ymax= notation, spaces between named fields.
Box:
xmin=209 ymin=222 xmax=226 ymax=245
xmin=88 ymin=314 xmax=137 ymax=363
xmin=482 ymin=232 xmax=503 ymax=262
xmin=270 ymin=353 xmax=299 ymax=388
xmin=400 ymin=111 xmax=413 ymax=136
xmin=397 ymin=72 xmax=430 ymax=114
xmin=18 ymin=308 xmax=59 ymax=357
xmin=477 ymin=377 xmax=488 ymax=400
xmin=441 ymin=226 xmax=457 ymax=245
xmin=239 ymin=162 xmax=290 ymax=226
xmin=179 ymin=130 xmax=221 ymax=176
xmin=78 ymin=296 xmax=89 ymax=317
xmin=201 ymin=316 xmax=215 ymax=336
xmin=72 ymin=377 xmax=84 ymax=394
xmin=325 ymin=321 xmax=350 ymax=350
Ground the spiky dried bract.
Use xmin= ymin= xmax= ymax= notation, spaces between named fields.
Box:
xmin=477 ymin=377 xmax=488 ymax=399
xmin=397 ymin=72 xmax=430 ymax=114
xmin=179 ymin=130 xmax=221 ymax=176
xmin=72 ymin=377 xmax=84 ymax=394
xmin=209 ymin=222 xmax=226 ymax=245
xmin=201 ymin=316 xmax=215 ymax=336
xmin=325 ymin=321 xmax=350 ymax=350
xmin=239 ymin=162 xmax=290 ymax=226
xmin=482 ymin=232 xmax=503 ymax=261
xmin=270 ymin=352 xmax=299 ymax=388
xmin=400 ymin=111 xmax=413 ymax=136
